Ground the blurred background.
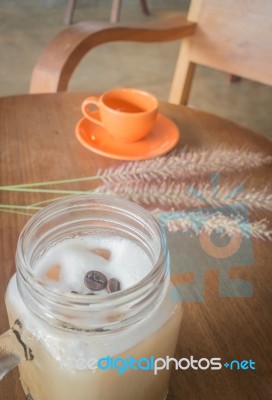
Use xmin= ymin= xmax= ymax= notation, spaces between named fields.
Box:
xmin=0 ymin=0 xmax=271 ymax=138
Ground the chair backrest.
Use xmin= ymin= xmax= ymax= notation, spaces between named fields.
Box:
xmin=169 ymin=0 xmax=272 ymax=104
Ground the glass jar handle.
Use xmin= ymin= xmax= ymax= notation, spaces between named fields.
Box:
xmin=0 ymin=319 xmax=33 ymax=380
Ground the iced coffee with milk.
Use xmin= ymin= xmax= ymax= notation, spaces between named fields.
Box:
xmin=2 ymin=195 xmax=182 ymax=400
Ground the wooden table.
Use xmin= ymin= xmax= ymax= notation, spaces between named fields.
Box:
xmin=0 ymin=93 xmax=271 ymax=399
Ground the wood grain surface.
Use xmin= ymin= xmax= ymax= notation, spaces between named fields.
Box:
xmin=0 ymin=93 xmax=271 ymax=399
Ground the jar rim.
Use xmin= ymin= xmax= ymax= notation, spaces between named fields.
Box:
xmin=16 ymin=194 xmax=169 ymax=332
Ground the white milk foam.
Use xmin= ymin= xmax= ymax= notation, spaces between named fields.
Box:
xmin=35 ymin=236 xmax=153 ymax=294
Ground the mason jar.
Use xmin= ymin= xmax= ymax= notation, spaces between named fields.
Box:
xmin=0 ymin=194 xmax=182 ymax=400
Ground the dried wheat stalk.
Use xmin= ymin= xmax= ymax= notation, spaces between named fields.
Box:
xmin=98 ymin=146 xmax=272 ymax=184
xmin=96 ymin=179 xmax=272 ymax=213
xmin=154 ymin=209 xmax=272 ymax=240
xmin=1 ymin=145 xmax=271 ymax=240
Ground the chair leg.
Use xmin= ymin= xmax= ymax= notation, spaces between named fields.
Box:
xmin=229 ymin=74 xmax=242 ymax=83
xmin=140 ymin=0 xmax=150 ymax=16
xmin=64 ymin=0 xmax=77 ymax=25
xmin=110 ymin=0 xmax=150 ymax=23
xmin=169 ymin=42 xmax=196 ymax=105
xmin=110 ymin=0 xmax=122 ymax=23
xmin=65 ymin=0 xmax=149 ymax=25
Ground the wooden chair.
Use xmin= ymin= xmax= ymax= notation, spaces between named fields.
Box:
xmin=64 ymin=0 xmax=150 ymax=25
xmin=169 ymin=0 xmax=272 ymax=104
xmin=30 ymin=0 xmax=272 ymax=104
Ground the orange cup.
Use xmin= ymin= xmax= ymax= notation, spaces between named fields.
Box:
xmin=81 ymin=88 xmax=159 ymax=143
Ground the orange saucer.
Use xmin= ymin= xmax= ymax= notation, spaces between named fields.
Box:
xmin=75 ymin=111 xmax=180 ymax=161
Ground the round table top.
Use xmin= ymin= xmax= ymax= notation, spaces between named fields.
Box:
xmin=0 ymin=93 xmax=271 ymax=400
